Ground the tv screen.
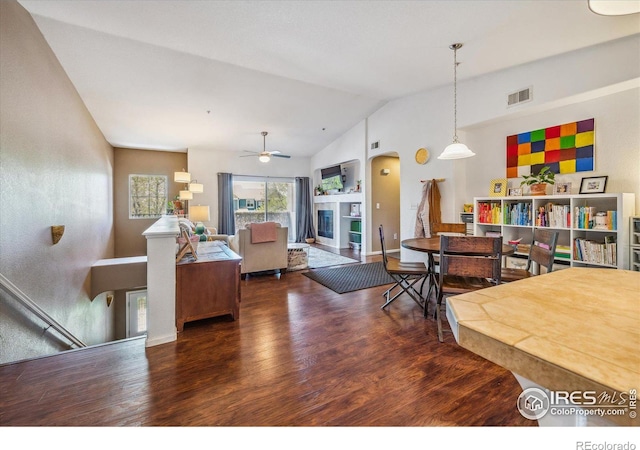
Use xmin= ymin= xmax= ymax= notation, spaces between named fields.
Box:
xmin=321 ymin=165 xmax=343 ymax=191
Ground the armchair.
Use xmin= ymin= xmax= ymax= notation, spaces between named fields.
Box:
xmin=228 ymin=222 xmax=288 ymax=276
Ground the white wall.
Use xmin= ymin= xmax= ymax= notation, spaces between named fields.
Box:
xmin=464 ymin=87 xmax=640 ymax=203
xmin=311 ymin=34 xmax=640 ymax=260
xmin=187 ymin=147 xmax=311 ymax=229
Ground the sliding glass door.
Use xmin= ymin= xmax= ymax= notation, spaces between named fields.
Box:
xmin=232 ymin=176 xmax=295 ymax=240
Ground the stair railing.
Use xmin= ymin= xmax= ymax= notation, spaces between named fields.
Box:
xmin=0 ymin=272 xmax=86 ymax=348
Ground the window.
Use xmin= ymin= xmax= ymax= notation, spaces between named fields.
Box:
xmin=232 ymin=176 xmax=295 ymax=239
xmin=129 ymin=174 xmax=167 ymax=219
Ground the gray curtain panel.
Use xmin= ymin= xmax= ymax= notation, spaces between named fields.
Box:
xmin=217 ymin=172 xmax=235 ymax=235
xmin=295 ymin=176 xmax=316 ymax=242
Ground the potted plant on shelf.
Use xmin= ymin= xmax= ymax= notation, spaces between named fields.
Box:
xmin=520 ymin=166 xmax=555 ymax=195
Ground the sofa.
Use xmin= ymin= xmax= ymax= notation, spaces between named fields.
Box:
xmin=228 ymin=222 xmax=288 ymax=276
xmin=178 ymin=218 xmax=229 ymax=244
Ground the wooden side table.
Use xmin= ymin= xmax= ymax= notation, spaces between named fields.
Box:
xmin=175 ymin=241 xmax=242 ymax=332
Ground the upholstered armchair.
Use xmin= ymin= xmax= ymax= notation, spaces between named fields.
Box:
xmin=228 ymin=222 xmax=288 ymax=276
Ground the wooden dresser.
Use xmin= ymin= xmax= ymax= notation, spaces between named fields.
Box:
xmin=176 ymin=241 xmax=242 ymax=332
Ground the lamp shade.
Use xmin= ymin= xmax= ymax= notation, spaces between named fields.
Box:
xmin=588 ymin=0 xmax=640 ymax=15
xmin=179 ymin=190 xmax=193 ymax=200
xmin=174 ymin=171 xmax=191 ymax=183
xmin=189 ymin=182 xmax=203 ymax=193
xmin=189 ymin=205 xmax=210 ymax=223
xmin=437 ymin=142 xmax=476 ymax=160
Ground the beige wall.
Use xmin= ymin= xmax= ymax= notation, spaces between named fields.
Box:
xmin=0 ymin=1 xmax=115 ymax=363
xmin=114 ymin=148 xmax=187 ymax=257
xmin=371 ymin=155 xmax=400 ymax=253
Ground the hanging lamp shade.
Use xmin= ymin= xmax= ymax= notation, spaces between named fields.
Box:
xmin=179 ymin=190 xmax=193 ymax=200
xmin=438 ymin=43 xmax=475 ymax=160
xmin=439 ymin=142 xmax=475 ymax=160
xmin=188 ymin=182 xmax=203 ymax=193
xmin=174 ymin=171 xmax=191 ymax=183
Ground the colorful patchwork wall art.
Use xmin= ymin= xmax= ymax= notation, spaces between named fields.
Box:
xmin=506 ymin=118 xmax=594 ymax=179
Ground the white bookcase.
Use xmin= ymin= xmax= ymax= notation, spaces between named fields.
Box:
xmin=473 ymin=193 xmax=635 ymax=270
xmin=631 ymin=216 xmax=640 ymax=272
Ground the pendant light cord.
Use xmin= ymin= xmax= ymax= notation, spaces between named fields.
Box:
xmin=452 ymin=44 xmax=459 ymax=143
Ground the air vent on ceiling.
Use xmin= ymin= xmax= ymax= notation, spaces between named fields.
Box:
xmin=507 ymin=87 xmax=532 ymax=107
xmin=371 ymin=140 xmax=379 ymax=150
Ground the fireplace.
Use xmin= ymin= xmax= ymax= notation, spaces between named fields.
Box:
xmin=317 ymin=210 xmax=334 ymax=239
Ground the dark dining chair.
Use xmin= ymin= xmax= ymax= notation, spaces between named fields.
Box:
xmin=430 ymin=222 xmax=467 ymax=236
xmin=379 ymin=225 xmax=429 ymax=312
xmin=425 ymin=222 xmax=468 ymax=305
xmin=435 ymin=235 xmax=502 ymax=342
xmin=501 ymin=229 xmax=559 ymax=282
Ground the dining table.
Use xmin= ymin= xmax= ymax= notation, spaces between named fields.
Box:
xmin=401 ymin=236 xmax=515 ymax=311
xmin=446 ymin=267 xmax=639 ymax=427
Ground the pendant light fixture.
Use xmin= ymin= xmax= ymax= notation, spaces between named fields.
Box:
xmin=438 ymin=43 xmax=475 ymax=160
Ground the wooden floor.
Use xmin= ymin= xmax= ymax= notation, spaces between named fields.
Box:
xmin=0 ymin=246 xmax=536 ymax=427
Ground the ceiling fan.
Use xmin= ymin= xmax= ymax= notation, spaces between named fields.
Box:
xmin=241 ymin=131 xmax=291 ymax=163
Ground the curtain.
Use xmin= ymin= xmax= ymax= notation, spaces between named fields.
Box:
xmin=414 ymin=179 xmax=441 ymax=238
xmin=217 ymin=172 xmax=235 ymax=235
xmin=295 ymin=176 xmax=316 ymax=242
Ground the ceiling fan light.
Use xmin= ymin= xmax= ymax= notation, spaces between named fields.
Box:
xmin=437 ymin=142 xmax=476 ymax=160
xmin=259 ymin=154 xmax=270 ymax=163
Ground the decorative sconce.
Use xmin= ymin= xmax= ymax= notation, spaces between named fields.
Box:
xmin=380 ymin=168 xmax=391 ymax=175
xmin=51 ymin=225 xmax=65 ymax=245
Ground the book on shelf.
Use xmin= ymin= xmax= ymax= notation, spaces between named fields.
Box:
xmin=554 ymin=245 xmax=572 ymax=259
xmin=573 ymin=236 xmax=617 ymax=266
xmin=537 ymin=202 xmax=571 ymax=228
xmin=505 ymin=202 xmax=532 ymax=226
xmin=574 ymin=206 xmax=617 ymax=230
xmin=477 ymin=201 xmax=502 ymax=224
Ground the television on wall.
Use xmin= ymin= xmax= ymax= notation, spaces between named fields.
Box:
xmin=321 ymin=165 xmax=343 ymax=192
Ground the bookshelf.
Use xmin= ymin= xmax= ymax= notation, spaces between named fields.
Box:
xmin=631 ymin=217 xmax=640 ymax=272
xmin=473 ymin=193 xmax=635 ymax=270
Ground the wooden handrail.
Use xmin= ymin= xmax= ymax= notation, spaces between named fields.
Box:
xmin=0 ymin=272 xmax=86 ymax=348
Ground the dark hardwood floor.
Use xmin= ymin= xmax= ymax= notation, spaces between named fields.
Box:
xmin=0 ymin=246 xmax=536 ymax=427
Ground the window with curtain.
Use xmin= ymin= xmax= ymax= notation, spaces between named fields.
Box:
xmin=232 ymin=175 xmax=296 ymax=240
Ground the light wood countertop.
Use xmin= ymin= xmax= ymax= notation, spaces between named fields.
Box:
xmin=447 ymin=267 xmax=640 ymax=426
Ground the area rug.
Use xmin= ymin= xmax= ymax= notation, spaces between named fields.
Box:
xmin=302 ymin=261 xmax=395 ymax=294
xmin=307 ymin=247 xmax=359 ymax=269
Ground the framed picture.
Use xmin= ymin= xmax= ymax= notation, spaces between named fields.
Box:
xmin=579 ymin=176 xmax=608 ymax=194
xmin=508 ymin=188 xmax=523 ymax=197
xmin=554 ymin=182 xmax=572 ymax=195
xmin=489 ymin=178 xmax=507 ymax=197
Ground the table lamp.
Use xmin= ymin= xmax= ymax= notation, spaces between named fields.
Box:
xmin=189 ymin=205 xmax=210 ymax=241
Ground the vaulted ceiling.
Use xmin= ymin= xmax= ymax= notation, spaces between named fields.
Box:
xmin=18 ymin=0 xmax=640 ymax=157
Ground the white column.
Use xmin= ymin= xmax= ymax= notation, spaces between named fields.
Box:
xmin=143 ymin=216 xmax=179 ymax=347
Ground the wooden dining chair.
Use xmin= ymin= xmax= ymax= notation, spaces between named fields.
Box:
xmin=379 ymin=225 xmax=430 ymax=312
xmin=430 ymin=222 xmax=467 ymax=236
xmin=501 ymin=228 xmax=559 ymax=282
xmin=435 ymin=235 xmax=502 ymax=342
xmin=425 ymin=222 xmax=468 ymax=303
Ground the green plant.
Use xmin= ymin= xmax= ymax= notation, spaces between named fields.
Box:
xmin=520 ymin=166 xmax=555 ymax=186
